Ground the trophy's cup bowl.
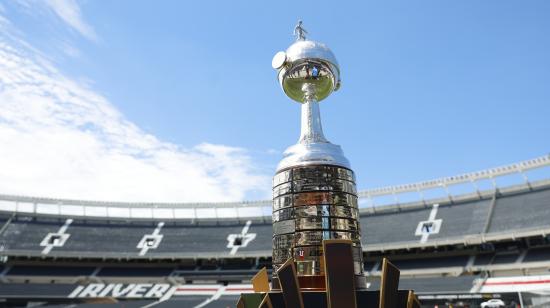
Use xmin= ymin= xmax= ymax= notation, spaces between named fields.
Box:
xmin=273 ymin=40 xmax=341 ymax=103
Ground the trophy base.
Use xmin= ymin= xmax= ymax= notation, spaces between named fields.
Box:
xmin=240 ymin=258 xmax=418 ymax=308
xmin=238 ymin=290 xmax=415 ymax=308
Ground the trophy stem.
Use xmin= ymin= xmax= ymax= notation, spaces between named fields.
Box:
xmin=299 ymin=99 xmax=328 ymax=144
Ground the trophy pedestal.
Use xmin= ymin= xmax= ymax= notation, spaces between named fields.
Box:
xmin=239 ymin=257 xmax=420 ymax=308
xmin=238 ymin=290 xmax=412 ymax=308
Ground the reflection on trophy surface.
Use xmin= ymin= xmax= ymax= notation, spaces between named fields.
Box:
xmin=271 ymin=21 xmax=367 ymax=290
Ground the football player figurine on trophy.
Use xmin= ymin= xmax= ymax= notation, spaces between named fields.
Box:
xmin=271 ymin=21 xmax=367 ymax=290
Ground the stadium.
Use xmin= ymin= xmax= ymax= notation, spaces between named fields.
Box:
xmin=0 ymin=154 xmax=549 ymax=307
xmin=0 ymin=0 xmax=549 ymax=307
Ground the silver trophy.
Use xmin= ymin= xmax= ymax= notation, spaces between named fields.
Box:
xmin=271 ymin=21 xmax=366 ymax=290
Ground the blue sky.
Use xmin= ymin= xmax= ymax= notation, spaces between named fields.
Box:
xmin=0 ymin=1 xmax=548 ymax=202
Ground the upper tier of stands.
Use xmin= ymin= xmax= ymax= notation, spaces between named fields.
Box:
xmin=1 ymin=180 xmax=549 ymax=259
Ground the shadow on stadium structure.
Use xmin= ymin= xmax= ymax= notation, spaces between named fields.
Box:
xmin=0 ymin=155 xmax=549 ymax=307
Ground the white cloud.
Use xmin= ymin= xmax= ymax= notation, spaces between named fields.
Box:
xmin=0 ymin=18 xmax=271 ymax=202
xmin=44 ymin=0 xmax=97 ymax=41
xmin=59 ymin=40 xmax=81 ymax=57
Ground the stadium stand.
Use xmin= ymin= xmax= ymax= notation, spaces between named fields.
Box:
xmin=387 ymin=255 xmax=470 ymax=270
xmin=488 ymin=188 xmax=550 ymax=234
xmin=367 ymin=276 xmax=478 ymax=293
xmin=97 ymin=267 xmax=175 ymax=277
xmin=1 ymin=217 xmax=64 ymax=252
xmin=0 ymin=155 xmax=549 ymax=306
xmin=361 ymin=198 xmax=493 ymax=246
xmin=7 ymin=265 xmax=95 ymax=276
xmin=525 ymin=246 xmax=550 ymax=262
xmin=3 ymin=181 xmax=550 ymax=260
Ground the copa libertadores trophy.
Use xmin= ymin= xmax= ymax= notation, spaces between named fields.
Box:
xmin=271 ymin=21 xmax=367 ymax=291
